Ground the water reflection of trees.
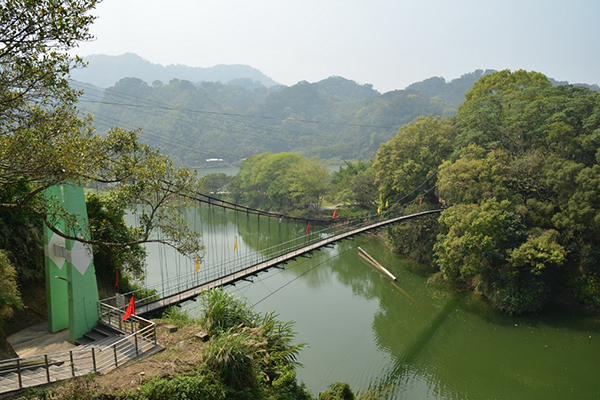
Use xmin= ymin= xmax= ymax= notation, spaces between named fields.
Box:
xmin=282 ymin=235 xmax=600 ymax=399
xmin=184 ymin=204 xmax=308 ymax=255
xmin=183 ymin=209 xmax=600 ymax=399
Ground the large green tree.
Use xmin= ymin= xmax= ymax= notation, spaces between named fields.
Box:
xmin=372 ymin=70 xmax=600 ymax=313
xmin=434 ymin=70 xmax=600 ymax=312
xmin=329 ymin=161 xmax=378 ymax=209
xmin=0 ymin=0 xmax=202 ymax=255
xmin=0 ymin=0 xmax=204 ymax=323
xmin=230 ymin=152 xmax=329 ymax=213
xmin=373 ymin=115 xmax=456 ymax=205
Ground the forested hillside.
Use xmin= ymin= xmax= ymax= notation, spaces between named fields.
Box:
xmin=76 ymin=66 xmax=599 ymax=167
xmin=74 ymin=75 xmax=470 ymax=165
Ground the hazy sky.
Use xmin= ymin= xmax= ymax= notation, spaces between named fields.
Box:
xmin=76 ymin=0 xmax=600 ymax=93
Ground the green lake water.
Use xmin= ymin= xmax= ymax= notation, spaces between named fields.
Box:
xmin=141 ymin=210 xmax=600 ymax=399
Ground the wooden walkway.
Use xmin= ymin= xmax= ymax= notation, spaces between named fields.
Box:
xmin=0 ymin=306 xmax=158 ymax=395
xmin=136 ymin=209 xmax=441 ymax=315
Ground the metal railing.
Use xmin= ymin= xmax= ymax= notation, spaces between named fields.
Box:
xmin=101 ymin=209 xmax=401 ymax=309
xmin=100 ymin=207 xmax=442 ymax=314
xmin=0 ymin=304 xmax=157 ymax=394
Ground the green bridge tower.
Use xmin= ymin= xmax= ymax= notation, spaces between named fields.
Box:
xmin=44 ymin=184 xmax=100 ymax=343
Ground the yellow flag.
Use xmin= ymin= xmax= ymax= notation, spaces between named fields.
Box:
xmin=377 ymin=205 xmax=381 ymax=214
xmin=385 ymin=199 xmax=389 ymax=208
xmin=195 ymin=257 xmax=200 ymax=272
xmin=233 ymin=235 xmax=238 ymax=251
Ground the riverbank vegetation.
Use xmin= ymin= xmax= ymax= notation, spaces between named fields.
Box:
xmin=373 ymin=70 xmax=600 ymax=314
xmin=228 ymin=152 xmax=330 ymax=215
xmin=17 ymin=288 xmax=380 ymax=400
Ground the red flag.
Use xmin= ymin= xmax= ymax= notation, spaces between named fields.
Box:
xmin=305 ymin=222 xmax=310 ymax=235
xmin=122 ymin=296 xmax=135 ymax=321
xmin=114 ymin=268 xmax=119 ymax=288
xmin=419 ymin=198 xmax=423 ymax=205
xmin=332 ymin=209 xmax=338 ymax=219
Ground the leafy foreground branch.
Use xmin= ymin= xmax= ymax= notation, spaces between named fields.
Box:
xmin=18 ymin=288 xmax=390 ymax=400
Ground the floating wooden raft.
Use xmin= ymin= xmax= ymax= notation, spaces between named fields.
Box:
xmin=358 ymin=247 xmax=396 ymax=281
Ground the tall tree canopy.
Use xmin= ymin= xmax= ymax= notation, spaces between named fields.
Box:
xmin=0 ymin=0 xmax=203 ymax=258
xmin=376 ymin=70 xmax=600 ymax=313
xmin=373 ymin=115 xmax=456 ymax=204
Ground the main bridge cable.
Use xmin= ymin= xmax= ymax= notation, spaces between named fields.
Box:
xmin=174 ymin=186 xmax=334 ymax=225
xmin=110 ymin=171 xmax=442 ymax=307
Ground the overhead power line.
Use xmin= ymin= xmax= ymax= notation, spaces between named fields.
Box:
xmin=77 ymin=99 xmax=398 ymax=130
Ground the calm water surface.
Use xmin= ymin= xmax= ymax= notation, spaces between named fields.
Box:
xmin=142 ymin=210 xmax=600 ymax=399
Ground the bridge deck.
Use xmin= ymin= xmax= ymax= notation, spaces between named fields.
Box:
xmin=136 ymin=209 xmax=441 ymax=315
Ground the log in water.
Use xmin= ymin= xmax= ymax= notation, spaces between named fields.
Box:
xmin=358 ymin=247 xmax=396 ymax=281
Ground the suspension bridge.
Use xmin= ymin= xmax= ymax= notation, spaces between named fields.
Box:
xmin=1 ymin=188 xmax=441 ymax=395
xmin=100 ymin=190 xmax=442 ymax=315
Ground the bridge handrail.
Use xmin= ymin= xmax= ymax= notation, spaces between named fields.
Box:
xmin=101 ymin=211 xmax=380 ymax=307
xmin=102 ymin=206 xmax=442 ymax=313
xmin=100 ymin=207 xmax=435 ymax=310
xmin=0 ymin=304 xmax=157 ymax=394
xmin=97 ymin=302 xmax=157 ymax=344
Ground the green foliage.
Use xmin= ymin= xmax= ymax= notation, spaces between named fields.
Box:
xmin=135 ymin=373 xmax=229 ymax=400
xmin=0 ymin=250 xmax=23 ymax=324
xmin=200 ymin=288 xmax=310 ymax=399
xmin=162 ymin=306 xmax=194 ymax=326
xmin=458 ymin=69 xmax=551 ymax=117
xmin=373 ymin=115 xmax=456 ymax=205
xmin=386 ymin=207 xmax=440 ymax=264
xmin=86 ymin=192 xmax=147 ymax=290
xmin=198 ymin=287 xmax=259 ymax=336
xmin=436 ymin=145 xmax=511 ymax=204
xmin=271 ymin=365 xmax=313 ymax=400
xmin=230 ymin=152 xmax=329 ymax=213
xmin=205 ymin=327 xmax=262 ymax=393
xmin=329 ymin=161 xmax=378 ymax=209
xmin=434 ymin=199 xmax=557 ymax=314
xmin=77 ymin=72 xmax=458 ymax=163
xmin=195 ymin=71 xmax=600 ymax=318
xmin=422 ymin=70 xmax=600 ymax=313
xmin=0 ymin=0 xmax=204 ymax=262
xmin=0 ymin=183 xmax=44 ymax=282
xmin=434 ymin=199 xmax=526 ymax=282
xmin=318 ymin=382 xmax=355 ymax=400
xmin=200 ymin=172 xmax=232 ymax=195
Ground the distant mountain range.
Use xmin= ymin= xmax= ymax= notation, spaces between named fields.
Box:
xmin=70 ymin=53 xmax=279 ymax=89
xmin=71 ymin=54 xmax=599 ymax=166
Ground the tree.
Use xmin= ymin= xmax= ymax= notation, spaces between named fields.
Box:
xmin=282 ymin=157 xmax=330 ymax=211
xmin=0 ymin=0 xmax=203 ymax=258
xmin=0 ymin=0 xmax=206 ymax=327
xmin=458 ymin=69 xmax=551 ymax=116
xmin=318 ymin=382 xmax=355 ymax=400
xmin=373 ymin=116 xmax=456 ymax=205
xmin=0 ymin=250 xmax=23 ymax=324
xmin=86 ymin=193 xmax=147 ymax=290
xmin=436 ymin=145 xmax=511 ymax=204
xmin=433 ymin=71 xmax=600 ymax=312
xmin=200 ymin=173 xmax=232 ymax=195
xmin=433 ymin=199 xmax=558 ymax=314
xmin=230 ymin=152 xmax=329 ymax=213
xmin=329 ymin=161 xmax=378 ymax=209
